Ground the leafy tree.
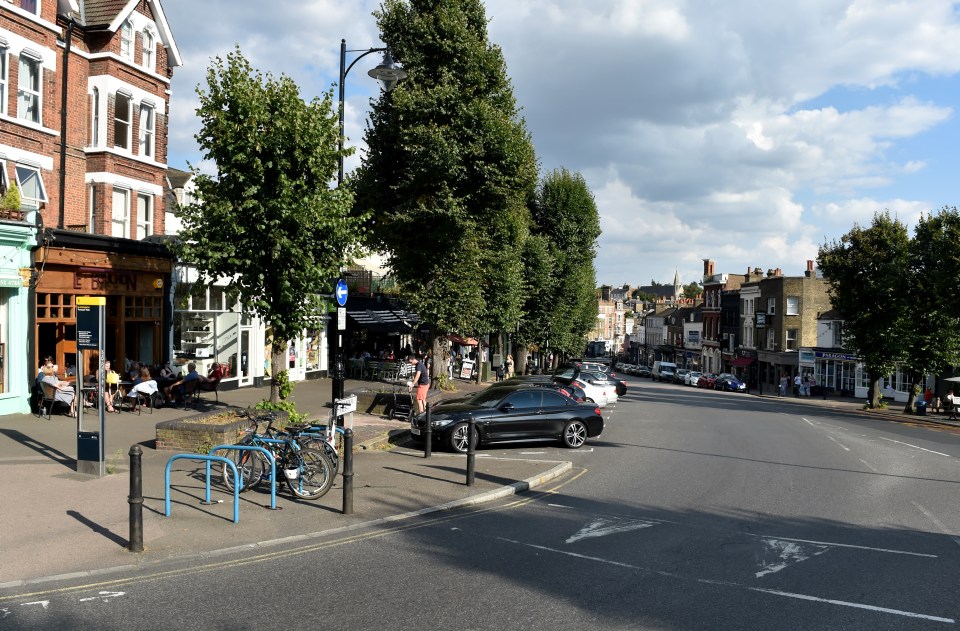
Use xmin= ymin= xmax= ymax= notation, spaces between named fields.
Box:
xmin=353 ymin=0 xmax=538 ymax=378
xmin=174 ymin=47 xmax=364 ymax=402
xmin=817 ymin=211 xmax=911 ymax=408
xmin=682 ymin=282 xmax=701 ymax=300
xmin=906 ymin=207 xmax=960 ymax=407
xmin=515 ymin=168 xmax=601 ymax=369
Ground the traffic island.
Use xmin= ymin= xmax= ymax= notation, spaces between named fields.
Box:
xmin=155 ymin=408 xmax=288 ymax=452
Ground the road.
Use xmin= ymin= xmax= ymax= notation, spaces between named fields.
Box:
xmin=3 ymin=375 xmax=960 ymax=629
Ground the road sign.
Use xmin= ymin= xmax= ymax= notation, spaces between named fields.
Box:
xmin=338 ymin=307 xmax=346 ymax=330
xmin=335 ymin=279 xmax=348 ymax=306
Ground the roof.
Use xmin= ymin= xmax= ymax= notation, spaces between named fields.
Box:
xmin=346 ymin=296 xmax=419 ymax=335
xmin=166 ymin=168 xmax=192 ymax=190
xmin=81 ymin=0 xmax=128 ymax=27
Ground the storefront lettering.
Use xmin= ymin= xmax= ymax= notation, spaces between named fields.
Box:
xmin=74 ymin=271 xmax=138 ymax=292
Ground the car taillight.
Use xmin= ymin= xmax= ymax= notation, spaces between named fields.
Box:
xmin=594 ymin=407 xmax=601 ymax=415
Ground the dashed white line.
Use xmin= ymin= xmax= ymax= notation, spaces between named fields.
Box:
xmin=879 ymin=437 xmax=951 ymax=458
xmin=20 ymin=601 xmax=48 ymax=610
xmin=802 ymin=418 xmax=817 ymax=427
xmin=827 ymin=435 xmax=851 ymax=452
xmin=910 ymin=501 xmax=960 ymax=547
xmin=858 ymin=458 xmax=879 ymax=472
xmin=548 ymin=503 xmax=573 ymax=509
xmin=746 ymin=587 xmax=954 ymax=624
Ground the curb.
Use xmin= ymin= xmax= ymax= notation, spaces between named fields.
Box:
xmin=0 ymin=458 xmax=572 ymax=591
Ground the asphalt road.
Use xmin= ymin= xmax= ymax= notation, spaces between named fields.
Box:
xmin=4 ymin=375 xmax=960 ymax=630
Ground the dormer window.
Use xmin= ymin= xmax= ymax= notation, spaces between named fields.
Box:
xmin=142 ymin=30 xmax=154 ymax=70
xmin=121 ymin=21 xmax=134 ymax=60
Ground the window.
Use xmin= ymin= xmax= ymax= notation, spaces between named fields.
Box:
xmin=766 ymin=328 xmax=776 ymax=350
xmin=18 ymin=0 xmax=39 ymax=15
xmin=136 ymin=192 xmax=152 ymax=239
xmin=0 ymin=46 xmax=7 ymax=116
xmin=111 ymin=187 xmax=130 ymax=238
xmin=138 ymin=103 xmax=154 ymax=158
xmin=142 ymin=30 xmax=154 ymax=70
xmin=17 ymin=55 xmax=41 ymax=123
xmin=833 ymin=322 xmax=843 ymax=348
xmin=786 ymin=296 xmax=799 ymax=316
xmin=91 ymin=87 xmax=100 ymax=146
xmin=786 ymin=329 xmax=798 ymax=351
xmin=767 ymin=297 xmax=776 ymax=315
xmin=506 ymin=391 xmax=542 ymax=409
xmin=15 ymin=164 xmax=47 ymax=209
xmin=120 ymin=21 xmax=134 ymax=60
xmin=88 ymin=185 xmax=97 ymax=233
xmin=114 ymin=92 xmax=131 ymax=149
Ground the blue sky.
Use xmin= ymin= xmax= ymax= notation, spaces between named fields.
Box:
xmin=162 ymin=0 xmax=960 ymax=288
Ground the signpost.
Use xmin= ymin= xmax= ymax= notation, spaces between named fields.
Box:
xmin=331 ymin=278 xmax=348 ymax=423
xmin=76 ymin=297 xmax=106 ymax=476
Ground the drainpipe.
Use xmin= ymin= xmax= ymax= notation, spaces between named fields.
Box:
xmin=57 ymin=15 xmax=76 ymax=230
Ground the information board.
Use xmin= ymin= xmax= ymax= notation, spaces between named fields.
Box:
xmin=76 ymin=305 xmax=99 ymax=349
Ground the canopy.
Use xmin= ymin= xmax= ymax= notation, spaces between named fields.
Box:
xmin=943 ymin=376 xmax=960 ymax=383
xmin=731 ymin=357 xmax=755 ymax=368
xmin=448 ymin=334 xmax=479 ymax=346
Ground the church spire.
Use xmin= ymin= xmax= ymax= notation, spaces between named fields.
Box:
xmin=673 ymin=268 xmax=682 ymax=301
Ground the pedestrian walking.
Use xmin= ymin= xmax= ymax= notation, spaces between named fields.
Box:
xmin=794 ymin=374 xmax=801 ymax=397
xmin=779 ymin=375 xmax=787 ymax=397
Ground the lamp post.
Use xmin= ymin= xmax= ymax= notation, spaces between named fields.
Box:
xmin=331 ymin=40 xmax=407 ymax=405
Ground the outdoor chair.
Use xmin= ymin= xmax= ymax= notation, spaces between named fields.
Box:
xmin=179 ymin=379 xmax=201 ymax=410
xmin=197 ymin=377 xmax=221 ymax=403
xmin=37 ymin=382 xmax=70 ymax=419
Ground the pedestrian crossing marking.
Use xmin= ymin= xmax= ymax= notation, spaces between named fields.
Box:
xmin=757 ymin=538 xmax=830 ymax=577
xmin=566 ymin=517 xmax=656 ymax=544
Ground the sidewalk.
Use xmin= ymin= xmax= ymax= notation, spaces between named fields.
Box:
xmin=0 ymin=376 xmax=566 ymax=587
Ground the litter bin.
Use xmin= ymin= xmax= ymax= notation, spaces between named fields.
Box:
xmin=916 ymin=400 xmax=927 ymax=416
xmin=77 ymin=430 xmax=101 ymax=475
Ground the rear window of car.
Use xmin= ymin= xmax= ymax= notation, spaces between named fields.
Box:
xmin=542 ymin=391 xmax=572 ymax=407
xmin=506 ymin=391 xmax=542 ymax=408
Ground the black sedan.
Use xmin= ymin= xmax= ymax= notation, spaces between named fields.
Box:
xmin=409 ymin=384 xmax=604 ymax=453
xmin=715 ymin=373 xmax=747 ymax=392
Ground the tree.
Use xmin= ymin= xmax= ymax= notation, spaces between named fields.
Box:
xmin=905 ymin=207 xmax=960 ymax=408
xmin=352 ymin=0 xmax=538 ymax=379
xmin=817 ymin=211 xmax=911 ymax=408
xmin=516 ymin=168 xmax=601 ymax=369
xmin=174 ymin=47 xmax=364 ymax=402
xmin=682 ymin=282 xmax=701 ymax=300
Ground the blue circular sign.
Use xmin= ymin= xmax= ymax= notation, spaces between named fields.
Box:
xmin=335 ymin=279 xmax=348 ymax=306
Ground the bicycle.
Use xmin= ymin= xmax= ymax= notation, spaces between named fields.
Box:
xmin=222 ymin=411 xmax=336 ymax=500
xmin=299 ymin=399 xmax=353 ymax=472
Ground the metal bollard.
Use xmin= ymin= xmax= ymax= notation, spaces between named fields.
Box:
xmin=342 ymin=428 xmax=354 ymax=515
xmin=466 ymin=416 xmax=476 ymax=486
xmin=424 ymin=402 xmax=432 ymax=458
xmin=128 ymin=445 xmax=144 ymax=553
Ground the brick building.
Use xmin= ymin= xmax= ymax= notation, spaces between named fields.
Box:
xmin=1 ymin=0 xmax=180 ymax=413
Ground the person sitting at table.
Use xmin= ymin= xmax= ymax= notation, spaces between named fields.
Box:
xmin=40 ymin=365 xmax=77 ymax=416
xmin=160 ymin=362 xmax=175 ymax=381
xmin=102 ymin=360 xmax=122 ymax=413
xmin=35 ymin=356 xmax=53 ymax=386
xmin=164 ymin=362 xmax=203 ymax=402
xmin=124 ymin=367 xmax=158 ymax=408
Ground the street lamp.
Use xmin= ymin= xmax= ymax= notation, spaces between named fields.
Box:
xmin=331 ymin=39 xmax=407 ymax=405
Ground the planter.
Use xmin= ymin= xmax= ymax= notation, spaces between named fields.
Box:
xmin=155 ymin=407 xmax=288 ymax=452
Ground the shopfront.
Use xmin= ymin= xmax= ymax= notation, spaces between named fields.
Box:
xmin=33 ymin=233 xmax=172 ymax=379
xmin=0 ymin=221 xmax=36 ymax=415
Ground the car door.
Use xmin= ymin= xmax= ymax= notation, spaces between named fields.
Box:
xmin=536 ymin=390 xmax=576 ymax=437
xmin=485 ymin=390 xmax=543 ymax=439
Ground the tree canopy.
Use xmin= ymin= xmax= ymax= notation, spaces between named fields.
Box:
xmin=174 ymin=47 xmax=364 ymax=394
xmin=352 ymin=0 xmax=538 ymax=340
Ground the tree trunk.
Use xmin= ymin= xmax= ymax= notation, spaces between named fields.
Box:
xmin=431 ymin=334 xmax=446 ymax=389
xmin=270 ymin=341 xmax=286 ymax=404
xmin=517 ymin=346 xmax=529 ymax=376
xmin=904 ymin=373 xmax=921 ymax=413
xmin=868 ymin=377 xmax=880 ymax=409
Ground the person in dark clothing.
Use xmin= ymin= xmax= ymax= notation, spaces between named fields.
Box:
xmin=407 ymin=354 xmax=430 ymax=414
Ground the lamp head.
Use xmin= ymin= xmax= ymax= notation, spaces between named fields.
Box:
xmin=368 ymin=49 xmax=408 ymax=92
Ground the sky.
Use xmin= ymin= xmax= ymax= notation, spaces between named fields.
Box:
xmin=160 ymin=0 xmax=960 ymax=288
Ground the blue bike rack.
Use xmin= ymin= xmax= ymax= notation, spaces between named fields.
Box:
xmin=164 ymin=454 xmax=240 ymax=524
xmin=210 ymin=444 xmax=278 ymax=510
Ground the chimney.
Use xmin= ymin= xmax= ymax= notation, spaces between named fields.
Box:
xmin=703 ymin=259 xmax=715 ymax=277
xmin=805 ymin=259 xmax=814 ymax=278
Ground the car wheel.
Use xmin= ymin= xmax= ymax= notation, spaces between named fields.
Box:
xmin=449 ymin=422 xmax=479 ymax=454
xmin=562 ymin=420 xmax=587 ymax=449
xmin=585 ymin=397 xmax=595 ymax=404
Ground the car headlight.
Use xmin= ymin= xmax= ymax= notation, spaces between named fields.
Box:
xmin=432 ymin=418 xmax=455 ymax=428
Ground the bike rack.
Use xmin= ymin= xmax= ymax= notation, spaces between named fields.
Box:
xmin=164 ymin=454 xmax=240 ymax=524
xmin=210 ymin=444 xmax=278 ymax=510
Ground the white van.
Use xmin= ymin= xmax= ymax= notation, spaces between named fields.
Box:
xmin=652 ymin=361 xmax=677 ymax=382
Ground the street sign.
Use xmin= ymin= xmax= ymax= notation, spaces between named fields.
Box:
xmin=335 ymin=279 xmax=348 ymax=306
xmin=338 ymin=307 xmax=346 ymax=331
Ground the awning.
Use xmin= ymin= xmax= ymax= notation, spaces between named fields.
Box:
xmin=731 ymin=357 xmax=755 ymax=367
xmin=448 ymin=334 xmax=479 ymax=346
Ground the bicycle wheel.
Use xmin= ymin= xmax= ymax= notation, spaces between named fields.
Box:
xmin=284 ymin=447 xmax=335 ymax=500
xmin=297 ymin=434 xmax=340 ymax=474
xmin=222 ymin=440 xmax=265 ymax=492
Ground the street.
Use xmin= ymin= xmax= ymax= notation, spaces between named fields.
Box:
xmin=3 ymin=375 xmax=960 ymax=630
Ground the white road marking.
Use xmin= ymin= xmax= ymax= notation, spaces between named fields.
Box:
xmin=879 ymin=437 xmax=951 ymax=457
xmin=78 ymin=591 xmax=125 ymax=603
xmin=566 ymin=517 xmax=656 ymax=544
xmin=20 ymin=601 xmax=48 ymax=610
xmin=756 ymin=539 xmax=831 ymax=577
xmin=520 ymin=452 xmax=545 ymax=455
xmin=496 ymin=537 xmax=953 ymax=624
xmin=909 ymin=502 xmax=960 ymax=547
xmin=827 ymin=435 xmax=851 ymax=452
xmin=548 ymin=503 xmax=573 ymax=509
xmin=802 ymin=418 xmax=817 ymax=427
xmin=858 ymin=458 xmax=879 ymax=472
xmin=746 ymin=535 xmax=936 ymax=558
xmin=0 ymin=608 xmax=9 ymax=619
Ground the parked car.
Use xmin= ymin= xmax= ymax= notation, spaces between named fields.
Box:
xmin=715 ymin=374 xmax=747 ymax=392
xmin=686 ymin=371 xmax=702 ymax=386
xmin=698 ymin=373 xmax=718 ymax=389
xmin=637 ymin=365 xmax=652 ymax=378
xmin=578 ymin=371 xmax=619 ymax=405
xmin=673 ymin=368 xmax=689 ymax=384
xmin=410 ymin=384 xmax=604 ymax=453
xmin=486 ymin=379 xmax=588 ymax=403
xmin=652 ymin=361 xmax=677 ymax=382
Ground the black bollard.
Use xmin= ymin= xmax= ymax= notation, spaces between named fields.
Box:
xmin=342 ymin=428 xmax=354 ymax=515
xmin=466 ymin=416 xmax=476 ymax=486
xmin=128 ymin=445 xmax=143 ymax=553
xmin=424 ymin=402 xmax=432 ymax=458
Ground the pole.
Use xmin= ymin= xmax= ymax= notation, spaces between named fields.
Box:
xmin=342 ymin=428 xmax=354 ymax=514
xmin=423 ymin=401 xmax=432 ymax=458
xmin=465 ymin=416 xmax=476 ymax=486
xmin=57 ymin=16 xmax=75 ymax=230
xmin=128 ymin=445 xmax=143 ymax=552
